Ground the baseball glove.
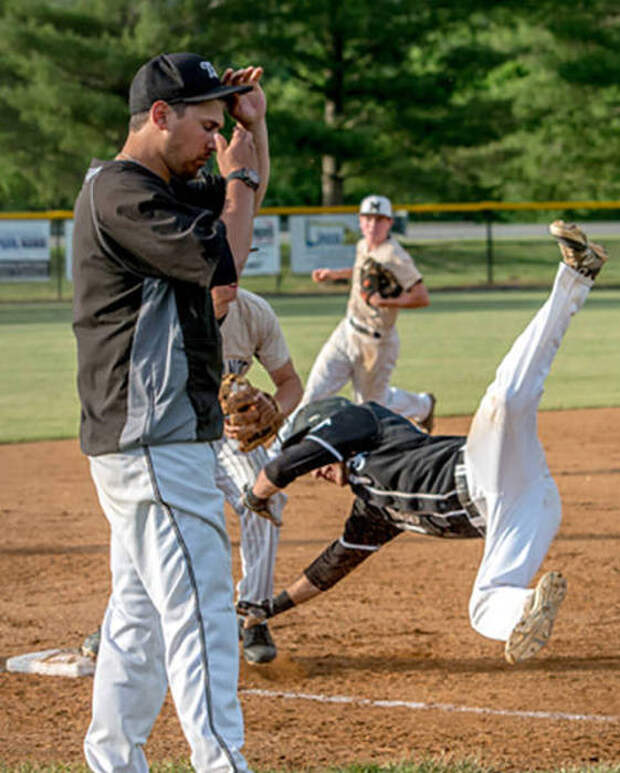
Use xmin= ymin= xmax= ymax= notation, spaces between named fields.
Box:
xmin=218 ymin=373 xmax=284 ymax=453
xmin=359 ymin=257 xmax=402 ymax=305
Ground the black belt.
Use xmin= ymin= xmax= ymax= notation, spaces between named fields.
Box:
xmin=454 ymin=448 xmax=486 ymax=535
xmin=348 ymin=317 xmax=381 ymax=339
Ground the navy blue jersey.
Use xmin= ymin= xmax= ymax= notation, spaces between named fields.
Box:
xmin=265 ymin=402 xmax=484 ymax=539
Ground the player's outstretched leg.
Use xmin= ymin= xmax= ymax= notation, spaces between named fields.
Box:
xmin=468 ymin=222 xmax=609 ymax=659
xmin=504 ymin=571 xmax=567 ymax=664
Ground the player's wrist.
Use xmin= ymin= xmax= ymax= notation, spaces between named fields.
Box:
xmin=244 ymin=485 xmax=269 ymax=509
xmin=270 ymin=590 xmax=294 ymax=616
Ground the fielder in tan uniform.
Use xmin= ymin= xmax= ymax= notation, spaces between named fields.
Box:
xmin=212 ymin=282 xmax=303 ymax=664
xmin=301 ymin=194 xmax=435 ymax=430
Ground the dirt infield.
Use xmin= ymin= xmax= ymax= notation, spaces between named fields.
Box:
xmin=1 ymin=409 xmax=619 ymax=771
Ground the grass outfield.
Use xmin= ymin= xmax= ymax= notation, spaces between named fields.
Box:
xmin=1 ymin=286 xmax=620 ymax=444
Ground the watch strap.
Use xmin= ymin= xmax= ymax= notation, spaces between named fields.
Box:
xmin=226 ymin=168 xmax=260 ymax=191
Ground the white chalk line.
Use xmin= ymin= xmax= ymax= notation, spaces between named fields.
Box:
xmin=240 ymin=688 xmax=619 ymax=723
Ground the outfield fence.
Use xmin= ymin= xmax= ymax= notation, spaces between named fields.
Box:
xmin=2 ymin=199 xmax=620 ymax=301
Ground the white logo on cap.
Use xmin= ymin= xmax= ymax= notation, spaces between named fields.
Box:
xmin=200 ymin=61 xmax=218 ymax=78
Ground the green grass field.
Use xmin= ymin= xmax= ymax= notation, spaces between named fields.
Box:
xmin=1 ymin=283 xmax=619 ymax=444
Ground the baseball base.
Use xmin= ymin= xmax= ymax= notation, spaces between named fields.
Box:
xmin=6 ymin=648 xmax=95 ymax=678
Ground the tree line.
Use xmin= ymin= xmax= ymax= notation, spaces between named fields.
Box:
xmin=0 ymin=0 xmax=619 ymax=211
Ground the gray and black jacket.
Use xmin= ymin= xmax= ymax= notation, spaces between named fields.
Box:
xmin=72 ymin=158 xmax=235 ymax=456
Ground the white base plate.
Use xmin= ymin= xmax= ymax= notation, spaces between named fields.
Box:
xmin=6 ymin=648 xmax=95 ymax=677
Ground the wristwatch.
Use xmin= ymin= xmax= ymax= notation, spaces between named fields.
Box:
xmin=226 ymin=168 xmax=260 ymax=191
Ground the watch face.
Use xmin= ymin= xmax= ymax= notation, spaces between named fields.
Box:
xmin=247 ymin=169 xmax=259 ymax=184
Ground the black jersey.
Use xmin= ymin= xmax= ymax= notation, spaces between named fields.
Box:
xmin=265 ymin=402 xmax=485 ymax=539
xmin=72 ymin=159 xmax=234 ymax=455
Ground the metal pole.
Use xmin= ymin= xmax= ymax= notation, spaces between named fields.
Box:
xmin=485 ymin=211 xmax=493 ymax=285
xmin=55 ymin=219 xmax=62 ymax=301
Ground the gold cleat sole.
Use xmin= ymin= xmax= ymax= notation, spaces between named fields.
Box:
xmin=505 ymin=571 xmax=567 ymax=665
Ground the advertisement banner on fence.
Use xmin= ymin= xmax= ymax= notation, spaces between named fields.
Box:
xmin=65 ymin=216 xmax=280 ymax=279
xmin=0 ymin=220 xmax=51 ymax=281
xmin=242 ymin=215 xmax=280 ymax=276
xmin=289 ymin=214 xmax=360 ymax=274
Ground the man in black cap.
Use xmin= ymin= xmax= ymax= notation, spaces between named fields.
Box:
xmin=73 ymin=52 xmax=268 ymax=772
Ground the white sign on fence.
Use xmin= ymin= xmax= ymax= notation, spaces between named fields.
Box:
xmin=65 ymin=216 xmax=280 ymax=280
xmin=0 ymin=220 xmax=51 ymax=281
xmin=242 ymin=216 xmax=280 ymax=276
xmin=289 ymin=214 xmax=360 ymax=274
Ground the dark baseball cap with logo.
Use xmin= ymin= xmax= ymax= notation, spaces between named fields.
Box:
xmin=129 ymin=52 xmax=253 ymax=115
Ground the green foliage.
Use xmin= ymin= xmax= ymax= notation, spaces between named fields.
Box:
xmin=0 ymin=0 xmax=201 ymax=209
xmin=0 ymin=0 xmax=619 ymax=208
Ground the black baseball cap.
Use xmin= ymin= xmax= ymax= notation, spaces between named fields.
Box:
xmin=129 ymin=52 xmax=253 ymax=115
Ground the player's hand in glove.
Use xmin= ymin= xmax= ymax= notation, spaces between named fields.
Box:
xmin=218 ymin=373 xmax=284 ymax=453
xmin=359 ymin=257 xmax=402 ymax=306
xmin=242 ymin=484 xmax=282 ymax=527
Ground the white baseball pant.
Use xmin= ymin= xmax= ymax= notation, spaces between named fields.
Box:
xmin=85 ymin=442 xmax=249 ymax=773
xmin=465 ymin=262 xmax=592 ymax=640
xmin=301 ymin=317 xmax=431 ymax=419
xmin=214 ymin=438 xmax=284 ymax=602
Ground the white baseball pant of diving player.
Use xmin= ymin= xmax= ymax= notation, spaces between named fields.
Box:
xmin=465 ymin=261 xmax=591 ymax=639
xmin=301 ymin=317 xmax=432 ymax=419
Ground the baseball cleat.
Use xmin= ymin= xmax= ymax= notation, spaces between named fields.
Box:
xmin=504 ymin=571 xmax=567 ymax=664
xmin=241 ymin=621 xmax=277 ymax=665
xmin=549 ymin=220 xmax=607 ymax=279
xmin=81 ymin=627 xmax=101 ymax=660
xmin=418 ymin=393 xmax=436 ymax=434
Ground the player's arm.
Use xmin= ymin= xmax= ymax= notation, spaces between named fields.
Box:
xmin=240 ymin=438 xmax=336 ymax=526
xmin=247 ymin=437 xmax=337 ymax=502
xmin=312 ymin=267 xmax=353 ymax=283
xmin=371 ymin=278 xmax=430 ymax=309
xmin=215 ymin=125 xmax=257 ymax=273
xmin=237 ymin=500 xmax=401 ymax=626
xmin=266 ymin=359 xmax=303 ymax=418
xmin=222 ymin=66 xmax=269 ymax=214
